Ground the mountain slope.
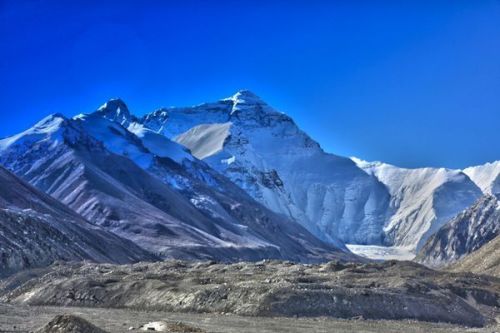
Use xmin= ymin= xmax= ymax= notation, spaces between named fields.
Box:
xmin=352 ymin=158 xmax=482 ymax=251
xmin=448 ymin=235 xmax=500 ymax=277
xmin=0 ymin=108 xmax=352 ymax=263
xmin=415 ymin=194 xmax=500 ymax=268
xmin=0 ymin=165 xmax=153 ymax=277
xmin=140 ymin=90 xmax=391 ymax=247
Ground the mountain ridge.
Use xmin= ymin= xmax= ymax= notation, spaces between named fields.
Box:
xmin=0 ymin=99 xmax=354 ymax=264
xmin=1 ymin=90 xmax=498 ymax=261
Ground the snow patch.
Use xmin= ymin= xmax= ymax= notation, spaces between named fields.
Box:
xmin=175 ymin=122 xmax=232 ymax=159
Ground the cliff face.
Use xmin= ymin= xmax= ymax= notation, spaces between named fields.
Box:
xmin=416 ymin=194 xmax=500 ymax=268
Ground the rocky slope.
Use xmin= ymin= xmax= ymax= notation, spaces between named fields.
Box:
xmin=448 ymin=235 xmax=500 ymax=277
xmin=0 ymin=166 xmax=154 ymax=277
xmin=1 ymin=260 xmax=498 ymax=327
xmin=0 ymin=105 xmax=351 ymax=263
xmin=416 ymin=195 xmax=500 ymax=268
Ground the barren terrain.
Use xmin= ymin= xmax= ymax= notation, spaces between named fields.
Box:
xmin=0 ymin=260 xmax=498 ymax=331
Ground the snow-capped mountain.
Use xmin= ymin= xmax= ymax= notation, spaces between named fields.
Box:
xmin=138 ymin=90 xmax=496 ymax=253
xmin=1 ymin=90 xmax=497 ymax=261
xmin=352 ymin=158 xmax=482 ymax=251
xmin=0 ymin=103 xmax=352 ymax=263
xmin=463 ymin=161 xmax=500 ymax=195
xmin=416 ymin=194 xmax=500 ymax=268
xmin=0 ymin=165 xmax=153 ymax=277
xmin=140 ymin=90 xmax=391 ymax=247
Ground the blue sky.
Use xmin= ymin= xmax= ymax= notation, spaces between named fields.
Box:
xmin=1 ymin=0 xmax=499 ymax=168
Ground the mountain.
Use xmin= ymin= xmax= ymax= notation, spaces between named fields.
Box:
xmin=0 ymin=165 xmax=153 ymax=277
xmin=1 ymin=91 xmax=497 ymax=261
xmin=415 ymin=194 xmax=500 ymax=268
xmin=448 ymin=234 xmax=500 ymax=277
xmin=0 ymin=105 xmax=352 ymax=263
xmin=137 ymin=90 xmax=488 ymax=253
xmin=140 ymin=90 xmax=391 ymax=247
xmin=352 ymin=159 xmax=482 ymax=251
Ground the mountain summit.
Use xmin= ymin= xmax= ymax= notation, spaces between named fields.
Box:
xmin=96 ymin=98 xmax=132 ymax=126
xmin=224 ymin=90 xmax=272 ymax=114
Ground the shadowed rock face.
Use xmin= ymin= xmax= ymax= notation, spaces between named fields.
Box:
xmin=0 ymin=166 xmax=154 ymax=277
xmin=37 ymin=314 xmax=108 ymax=333
xmin=416 ymin=194 xmax=500 ymax=268
xmin=2 ymin=260 xmax=498 ymax=327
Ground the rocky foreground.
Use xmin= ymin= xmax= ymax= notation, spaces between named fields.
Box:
xmin=1 ymin=304 xmax=498 ymax=333
xmin=0 ymin=260 xmax=498 ymax=328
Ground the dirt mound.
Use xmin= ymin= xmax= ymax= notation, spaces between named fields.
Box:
xmin=37 ymin=314 xmax=108 ymax=333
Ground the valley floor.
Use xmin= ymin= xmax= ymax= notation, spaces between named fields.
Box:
xmin=0 ymin=304 xmax=498 ymax=333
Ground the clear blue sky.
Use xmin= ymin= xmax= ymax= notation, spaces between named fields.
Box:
xmin=1 ymin=0 xmax=499 ymax=168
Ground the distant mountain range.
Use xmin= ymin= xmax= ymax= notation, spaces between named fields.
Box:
xmin=0 ymin=90 xmax=498 ymax=275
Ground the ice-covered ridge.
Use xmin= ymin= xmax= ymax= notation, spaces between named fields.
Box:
xmin=352 ymin=156 xmax=482 ymax=250
xmin=128 ymin=122 xmax=193 ymax=163
xmin=74 ymin=113 xmax=153 ymax=169
xmin=463 ymin=161 xmax=500 ymax=195
xmin=0 ymin=114 xmax=66 ymax=152
xmin=73 ymin=103 xmax=194 ymax=165
xmin=353 ymin=157 xmax=500 ymax=197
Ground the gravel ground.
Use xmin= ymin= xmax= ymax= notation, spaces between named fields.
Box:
xmin=0 ymin=304 xmax=498 ymax=333
xmin=2 ymin=260 xmax=498 ymax=327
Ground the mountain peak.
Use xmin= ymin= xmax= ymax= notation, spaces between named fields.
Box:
xmin=223 ymin=90 xmax=278 ymax=115
xmin=233 ymin=89 xmax=260 ymax=98
xmin=96 ymin=98 xmax=131 ymax=126
xmin=227 ymin=90 xmax=263 ymax=104
xmin=32 ymin=113 xmax=67 ymax=133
